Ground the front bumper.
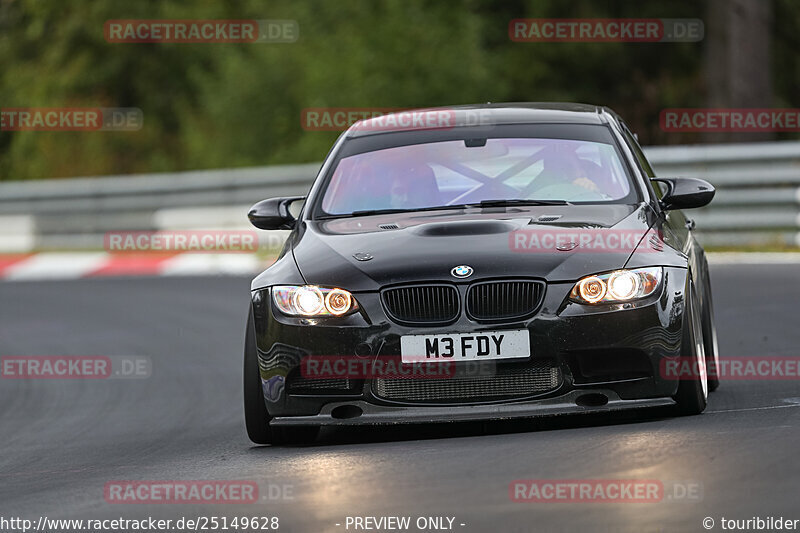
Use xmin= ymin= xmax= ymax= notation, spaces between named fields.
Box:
xmin=251 ymin=267 xmax=688 ymax=423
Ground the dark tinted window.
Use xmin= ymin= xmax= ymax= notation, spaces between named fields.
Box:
xmin=620 ymin=123 xmax=656 ymax=178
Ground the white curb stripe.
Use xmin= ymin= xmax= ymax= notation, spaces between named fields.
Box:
xmin=155 ymin=253 xmax=263 ymax=276
xmin=3 ymin=253 xmax=110 ymax=280
xmin=0 ymin=253 xmax=267 ymax=281
xmin=708 ymin=252 xmax=800 ymax=264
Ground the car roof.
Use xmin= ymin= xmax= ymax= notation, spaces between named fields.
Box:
xmin=345 ymin=102 xmax=621 ymax=138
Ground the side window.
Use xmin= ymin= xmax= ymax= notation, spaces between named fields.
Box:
xmin=620 ymin=123 xmax=656 ymax=178
xmin=651 ymin=180 xmax=668 ymax=200
xmin=620 ymin=122 xmax=663 ymax=200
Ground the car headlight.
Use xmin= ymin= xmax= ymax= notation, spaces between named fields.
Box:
xmin=570 ymin=267 xmax=662 ymax=304
xmin=272 ymin=285 xmax=358 ymax=316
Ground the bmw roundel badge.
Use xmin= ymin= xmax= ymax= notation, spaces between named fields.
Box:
xmin=451 ymin=265 xmax=474 ymax=278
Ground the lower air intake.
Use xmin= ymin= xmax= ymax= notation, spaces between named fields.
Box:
xmin=372 ymin=360 xmax=561 ymax=402
xmin=286 ymin=370 xmax=359 ymax=394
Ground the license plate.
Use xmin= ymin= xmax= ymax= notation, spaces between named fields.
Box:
xmin=400 ymin=329 xmax=530 ymax=363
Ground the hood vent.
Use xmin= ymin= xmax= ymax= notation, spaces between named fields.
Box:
xmin=378 ymin=223 xmax=400 ymax=230
xmin=412 ymin=220 xmax=516 ymax=236
xmin=536 ymin=214 xmax=562 ymax=223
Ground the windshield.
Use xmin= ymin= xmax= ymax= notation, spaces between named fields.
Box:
xmin=319 ymin=137 xmax=633 ymax=216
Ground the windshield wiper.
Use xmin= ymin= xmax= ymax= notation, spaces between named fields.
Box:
xmin=475 ymin=199 xmax=572 ymax=207
xmin=344 ymin=205 xmax=469 ymax=217
xmin=325 ymin=200 xmax=570 ymax=219
xmin=348 ymin=208 xmax=408 ymax=217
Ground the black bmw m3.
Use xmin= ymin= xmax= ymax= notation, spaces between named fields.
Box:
xmin=243 ymin=103 xmax=719 ymax=445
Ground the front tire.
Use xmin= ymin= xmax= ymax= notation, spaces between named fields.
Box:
xmin=701 ymin=270 xmax=720 ymax=392
xmin=244 ymin=308 xmax=273 ymax=444
xmin=673 ymin=280 xmax=708 ymax=415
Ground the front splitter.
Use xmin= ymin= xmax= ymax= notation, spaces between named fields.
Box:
xmin=269 ymin=389 xmax=676 ymax=426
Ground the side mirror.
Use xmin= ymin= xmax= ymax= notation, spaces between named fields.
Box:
xmin=653 ymin=177 xmax=715 ymax=210
xmin=248 ymin=196 xmax=305 ymax=230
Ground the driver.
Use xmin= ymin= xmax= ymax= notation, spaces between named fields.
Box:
xmin=386 ymin=164 xmax=441 ymax=209
xmin=534 ymin=144 xmax=600 ymax=193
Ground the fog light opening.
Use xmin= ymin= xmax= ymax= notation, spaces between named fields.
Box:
xmin=575 ymin=393 xmax=609 ymax=407
xmin=331 ymin=405 xmax=363 ymax=419
xmin=354 ymin=342 xmax=373 ymax=357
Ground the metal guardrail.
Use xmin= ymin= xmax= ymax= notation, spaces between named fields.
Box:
xmin=0 ymin=164 xmax=319 ymax=250
xmin=0 ymin=141 xmax=798 ymax=251
xmin=646 ymin=142 xmax=800 ymax=247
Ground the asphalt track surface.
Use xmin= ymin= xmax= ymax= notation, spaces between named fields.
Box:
xmin=1 ymin=264 xmax=799 ymax=533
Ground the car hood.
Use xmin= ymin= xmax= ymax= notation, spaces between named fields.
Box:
xmin=291 ymin=204 xmax=660 ymax=291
